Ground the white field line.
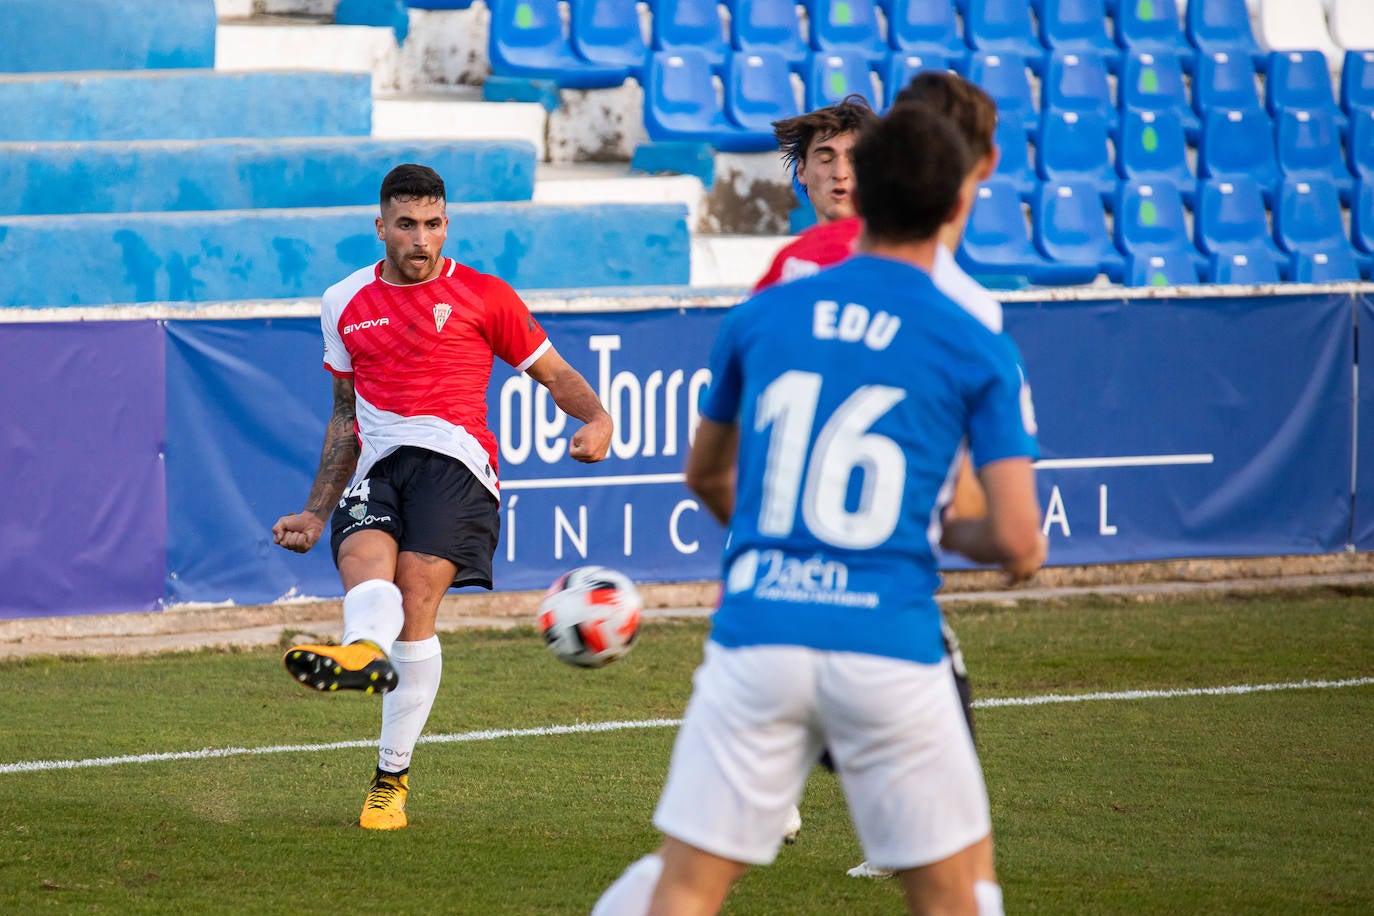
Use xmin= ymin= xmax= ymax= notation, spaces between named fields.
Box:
xmin=3 ymin=678 xmax=1371 ymax=776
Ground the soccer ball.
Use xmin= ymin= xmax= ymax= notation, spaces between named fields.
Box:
xmin=537 ymin=565 xmax=643 ymax=668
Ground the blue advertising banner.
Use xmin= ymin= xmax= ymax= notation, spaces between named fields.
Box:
xmin=1355 ymin=294 xmax=1374 ymax=551
xmin=0 ymin=322 xmax=165 ymax=618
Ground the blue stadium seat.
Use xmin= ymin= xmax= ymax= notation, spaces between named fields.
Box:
xmin=961 ymin=51 xmax=1039 ymax=135
xmin=880 ymin=51 xmax=951 ymax=109
xmin=964 ymin=0 xmax=1047 ymax=72
xmin=992 ymin=116 xmax=1038 ymax=198
xmin=1350 ymin=107 xmax=1374 ymax=181
xmin=884 ymin=0 xmax=968 ymax=60
xmin=1276 ymin=108 xmax=1356 ymax=203
xmin=641 ymin=49 xmax=765 ymax=150
xmin=958 ymin=178 xmax=1095 ymax=285
xmin=1274 ymin=178 xmax=1364 ymax=282
xmin=1209 ymin=251 xmax=1284 ymax=283
xmin=1198 ymin=108 xmax=1280 ymax=201
xmin=1126 ymin=250 xmax=1203 ymax=286
xmin=1042 ymin=50 xmax=1117 ymax=131
xmin=804 ymin=51 xmax=879 ymax=110
xmin=729 ymin=0 xmax=809 ymax=65
xmin=1266 ymin=50 xmax=1347 ymax=134
xmin=1037 ymin=109 xmax=1117 ymax=200
xmin=808 ymin=0 xmax=888 ymax=61
xmin=1114 ymin=181 xmax=1205 ymax=282
xmin=571 ymin=0 xmax=649 ymax=72
xmin=1113 ymin=0 xmax=1191 ymax=62
xmin=725 ymin=49 xmax=803 ymax=135
xmin=651 ymin=0 xmax=730 ymax=69
xmin=1353 ymin=180 xmax=1374 ymax=266
xmin=1185 ymin=0 xmax=1266 ymax=71
xmin=1192 ymin=50 xmax=1263 ymax=115
xmin=1195 ymin=177 xmax=1287 ymax=280
xmin=1341 ymin=49 xmax=1374 ymax=116
xmin=1033 ymin=180 xmax=1127 ymax=281
xmin=1117 ymin=108 xmax=1196 ymax=204
xmin=488 ymin=0 xmax=631 ymax=88
xmin=1038 ymin=0 xmax=1117 ymax=65
xmin=1120 ymin=50 xmax=1199 ymax=140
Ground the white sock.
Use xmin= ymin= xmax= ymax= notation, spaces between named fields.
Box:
xmin=341 ymin=579 xmax=404 ymax=655
xmin=590 ymin=853 xmax=664 ymax=916
xmin=377 ymin=636 xmax=442 ymax=773
xmin=975 ymin=880 xmax=1004 ymax=916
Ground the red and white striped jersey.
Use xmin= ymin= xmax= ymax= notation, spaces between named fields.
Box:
xmin=321 ymin=257 xmax=550 ymax=499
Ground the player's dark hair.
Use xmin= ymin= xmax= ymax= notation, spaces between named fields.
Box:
xmin=380 ymin=163 xmax=447 ymax=208
xmin=853 ymin=102 xmax=974 ymax=243
xmin=893 ymin=71 xmax=998 ymax=164
xmin=772 ymin=95 xmax=879 ymax=176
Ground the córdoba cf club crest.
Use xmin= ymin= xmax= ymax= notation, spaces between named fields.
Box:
xmin=433 ymin=302 xmax=452 ymax=332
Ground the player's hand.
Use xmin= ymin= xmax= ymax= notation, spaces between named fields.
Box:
xmin=1001 ymin=533 xmax=1048 ymax=587
xmin=569 ymin=415 xmax=613 ymax=463
xmin=273 ymin=511 xmax=325 ymax=554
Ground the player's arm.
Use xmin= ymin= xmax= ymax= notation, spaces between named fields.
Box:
xmin=525 ymin=348 xmax=613 ymax=463
xmin=940 ymin=456 xmax=1046 ymax=585
xmin=684 ymin=417 xmax=738 ymax=526
xmin=272 ymin=376 xmax=361 ymax=553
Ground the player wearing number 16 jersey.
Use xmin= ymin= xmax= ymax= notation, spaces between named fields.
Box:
xmin=594 ymin=105 xmax=1044 ymax=915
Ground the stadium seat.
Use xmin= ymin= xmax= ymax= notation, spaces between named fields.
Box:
xmin=1042 ymin=50 xmax=1117 ymax=131
xmin=1126 ymin=251 xmax=1201 ymax=286
xmin=1032 ymin=180 xmax=1127 ymax=281
xmin=1276 ymin=108 xmax=1356 ymax=203
xmin=724 ymin=49 xmax=802 ymax=135
xmin=1274 ymin=178 xmax=1364 ymax=281
xmin=803 ymin=51 xmax=879 ymax=110
xmin=1341 ymin=50 xmax=1374 ymax=116
xmin=651 ymin=0 xmax=731 ymax=68
xmin=992 ymin=116 xmax=1038 ymax=198
xmin=1256 ymin=0 xmax=1345 ymax=69
xmin=1352 ymin=180 xmax=1374 ymax=261
xmin=1192 ymin=51 xmax=1263 ymax=117
xmin=641 ymin=49 xmax=773 ymax=151
xmin=958 ymin=178 xmax=1096 ymax=285
xmin=1114 ymin=181 xmax=1203 ymax=274
xmin=1120 ymin=50 xmax=1200 ymax=140
xmin=808 ymin=0 xmax=888 ymax=61
xmin=1209 ymin=251 xmax=1284 ymax=283
xmin=1331 ymin=0 xmax=1374 ymax=53
xmin=1117 ymin=108 xmax=1196 ymax=204
xmin=1266 ymin=50 xmax=1346 ymax=134
xmin=1113 ymin=0 xmax=1191 ymax=62
xmin=1037 ymin=109 xmax=1117 ymax=200
xmin=729 ymin=0 xmax=809 ymax=65
xmin=963 ymin=0 xmax=1047 ymax=72
xmin=884 ymin=0 xmax=969 ymax=60
xmin=961 ymin=51 xmax=1039 ymax=135
xmin=488 ymin=0 xmax=631 ymax=88
xmin=1350 ymin=107 xmax=1374 ymax=181
xmin=571 ymin=0 xmax=649 ymax=72
xmin=1185 ymin=0 xmax=1266 ymax=71
xmin=1038 ymin=0 xmax=1117 ymax=65
xmin=1195 ymin=177 xmax=1288 ymax=280
xmin=880 ymin=51 xmax=951 ymax=109
xmin=1198 ymin=108 xmax=1280 ymax=201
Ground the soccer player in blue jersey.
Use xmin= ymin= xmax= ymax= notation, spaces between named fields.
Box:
xmin=592 ymin=102 xmax=1045 ymax=915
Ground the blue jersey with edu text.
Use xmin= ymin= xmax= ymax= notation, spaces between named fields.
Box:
xmin=699 ymin=255 xmax=1039 ymax=664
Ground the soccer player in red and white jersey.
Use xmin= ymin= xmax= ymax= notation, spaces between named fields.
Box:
xmin=273 ymin=163 xmax=612 ymax=830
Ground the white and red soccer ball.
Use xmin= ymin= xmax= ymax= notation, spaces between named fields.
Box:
xmin=537 ymin=565 xmax=643 ymax=668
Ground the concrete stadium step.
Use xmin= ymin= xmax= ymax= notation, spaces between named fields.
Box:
xmin=690 ymin=235 xmax=793 ymax=289
xmin=0 ymin=203 xmax=690 ymax=308
xmin=0 ymin=0 xmax=217 ymax=72
xmin=0 ymin=70 xmax=372 ymax=142
xmin=371 ymin=92 xmax=549 ymax=161
xmin=214 ymin=19 xmax=403 ymax=94
xmin=0 ymin=138 xmax=537 ymax=216
xmin=533 ymin=163 xmax=707 ymax=232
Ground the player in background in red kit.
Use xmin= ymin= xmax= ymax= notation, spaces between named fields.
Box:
xmin=273 ymin=163 xmax=612 ymax=830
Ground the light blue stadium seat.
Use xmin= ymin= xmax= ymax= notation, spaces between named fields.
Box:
xmin=1120 ymin=49 xmax=1199 ymax=140
xmin=642 ymin=49 xmax=737 ymax=146
xmin=1195 ymin=177 xmax=1287 ymax=280
xmin=1114 ymin=180 xmax=1205 ymax=283
xmin=964 ymin=0 xmax=1047 ymax=72
xmin=1032 ymin=179 xmax=1127 ymax=281
xmin=807 ymin=0 xmax=888 ymax=61
xmin=572 ymin=0 xmax=650 ymax=73
xmin=992 ymin=117 xmax=1038 ymax=198
xmin=880 ymin=51 xmax=951 ymax=109
xmin=725 ymin=49 xmax=803 ymax=135
xmin=488 ymin=0 xmax=631 ymax=88
xmin=1198 ymin=108 xmax=1280 ymax=202
xmin=729 ymin=0 xmax=809 ymax=65
xmin=1266 ymin=50 xmax=1347 ymax=135
xmin=1042 ymin=50 xmax=1118 ymax=131
xmin=1273 ymin=177 xmax=1364 ymax=281
xmin=1117 ymin=108 xmax=1196 ymax=204
xmin=1037 ymin=109 xmax=1117 ymax=200
xmin=884 ymin=0 xmax=968 ymax=60
xmin=1126 ymin=250 xmax=1202 ymax=286
xmin=1341 ymin=50 xmax=1374 ymax=117
xmin=1350 ymin=107 xmax=1374 ymax=181
xmin=1276 ymin=108 xmax=1356 ymax=203
xmin=652 ymin=0 xmax=730 ymax=68
xmin=804 ymin=51 xmax=879 ymax=110
xmin=1113 ymin=0 xmax=1191 ymax=63
xmin=1209 ymin=251 xmax=1283 ymax=283
xmin=1192 ymin=50 xmax=1263 ymax=116
xmin=961 ymin=51 xmax=1039 ymax=135
xmin=1038 ymin=0 xmax=1117 ymax=65
xmin=958 ymin=178 xmax=1094 ymax=285
xmin=1185 ymin=0 xmax=1266 ymax=71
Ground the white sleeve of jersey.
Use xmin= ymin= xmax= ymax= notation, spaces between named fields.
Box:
xmin=932 ymin=245 xmax=1003 ymax=333
xmin=319 ymin=264 xmax=377 ymax=373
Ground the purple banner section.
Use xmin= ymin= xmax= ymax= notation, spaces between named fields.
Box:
xmin=0 ymin=322 xmax=165 ymax=618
